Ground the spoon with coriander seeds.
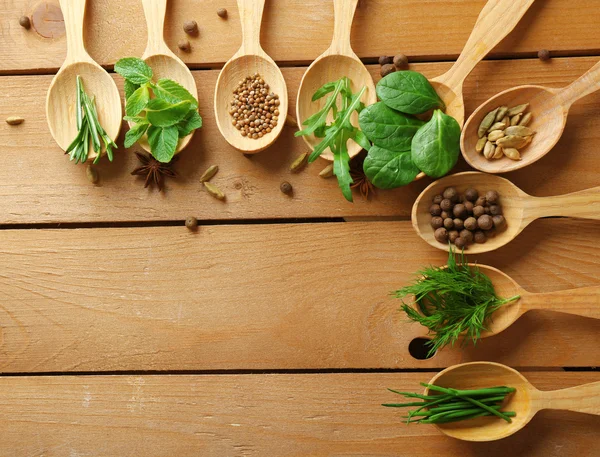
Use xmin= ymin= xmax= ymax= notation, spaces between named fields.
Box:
xmin=426 ymin=362 xmax=600 ymax=442
xmin=214 ymin=0 xmax=288 ymax=154
xmin=412 ymin=172 xmax=600 ymax=254
xmin=46 ymin=0 xmax=122 ymax=161
xmin=461 ymin=59 xmax=600 ymax=173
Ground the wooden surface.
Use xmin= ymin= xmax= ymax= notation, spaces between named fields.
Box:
xmin=1 ymin=0 xmax=599 ymax=454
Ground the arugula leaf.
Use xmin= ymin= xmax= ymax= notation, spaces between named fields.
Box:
xmin=363 ymin=146 xmax=420 ymax=189
xmin=331 ymin=130 xmax=353 ymax=202
xmin=377 ymin=71 xmax=445 ymax=115
xmin=177 ymin=109 xmax=203 ymax=138
xmin=147 ymin=125 xmax=179 ymax=163
xmin=411 ymin=110 xmax=461 ymax=178
xmin=115 ymin=57 xmax=153 ymax=85
xmin=311 ymin=81 xmax=337 ymax=101
xmin=145 ymin=99 xmax=192 ymax=127
xmin=126 ymin=84 xmax=150 ymax=116
xmin=296 ymin=78 xmax=345 ymax=138
xmin=124 ymin=121 xmax=149 ymax=148
xmin=359 ymin=102 xmax=424 ymax=152
xmin=153 ymin=79 xmax=198 ymax=109
xmin=124 ymin=80 xmax=140 ymax=100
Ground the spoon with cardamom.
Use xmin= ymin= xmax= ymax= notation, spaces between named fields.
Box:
xmin=461 ymin=59 xmax=600 ymax=173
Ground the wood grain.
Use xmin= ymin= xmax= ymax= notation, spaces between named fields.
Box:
xmin=0 ymin=372 xmax=598 ymax=456
xmin=0 ymin=220 xmax=598 ymax=373
xmin=1 ymin=57 xmax=600 ymax=224
xmin=3 ymin=0 xmax=600 ymax=73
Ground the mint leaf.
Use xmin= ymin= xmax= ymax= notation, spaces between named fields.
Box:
xmin=147 ymin=125 xmax=178 ymax=162
xmin=124 ymin=115 xmax=146 ymax=123
xmin=124 ymin=80 xmax=140 ymax=100
xmin=145 ymin=99 xmax=191 ymax=127
xmin=153 ymin=79 xmax=198 ymax=109
xmin=124 ymin=122 xmax=149 ymax=148
xmin=125 ymin=84 xmax=150 ymax=116
xmin=115 ymin=57 xmax=153 ymax=85
xmin=177 ymin=109 xmax=202 ymax=137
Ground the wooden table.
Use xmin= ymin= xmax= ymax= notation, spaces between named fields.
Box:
xmin=1 ymin=0 xmax=599 ymax=455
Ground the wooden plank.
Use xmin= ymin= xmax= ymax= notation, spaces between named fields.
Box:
xmin=0 ymin=220 xmax=598 ymax=373
xmin=1 ymin=56 xmax=600 ymax=224
xmin=0 ymin=372 xmax=598 ymax=456
xmin=2 ymin=0 xmax=600 ymax=73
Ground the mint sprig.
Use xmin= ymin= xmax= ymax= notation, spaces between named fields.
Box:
xmin=115 ymin=57 xmax=202 ymax=163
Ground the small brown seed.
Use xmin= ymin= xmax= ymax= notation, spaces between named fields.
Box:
xmin=183 ymin=20 xmax=198 ymax=35
xmin=473 ymin=206 xmax=486 ymax=218
xmin=217 ymin=8 xmax=228 ymax=18
xmin=464 ymin=217 xmax=478 ymax=231
xmin=378 ymin=56 xmax=393 ymax=66
xmin=380 ymin=64 xmax=396 ymax=77
xmin=178 ymin=40 xmax=191 ymax=52
xmin=454 ymin=236 xmax=467 ymax=249
xmin=487 ymin=130 xmax=505 ymax=142
xmin=443 ymin=218 xmax=454 ymax=230
xmin=538 ymin=49 xmax=551 ymax=61
xmin=489 ymin=205 xmax=502 ymax=216
xmin=285 ymin=114 xmax=298 ymax=128
xmin=486 ymin=190 xmax=499 ymax=204
xmin=503 ymin=148 xmax=521 ymax=161
xmin=507 ymin=104 xmax=529 ymax=117
xmin=5 ymin=116 xmax=24 ymax=125
xmin=19 ymin=15 xmax=31 ymax=29
xmin=519 ymin=112 xmax=533 ymax=127
xmin=464 ymin=201 xmax=474 ymax=214
xmin=475 ymin=196 xmax=486 ymax=207
xmin=505 ymin=125 xmax=534 ymax=137
xmin=453 ymin=219 xmax=464 ymax=231
xmin=474 ymin=230 xmax=487 ymax=244
xmin=86 ymin=165 xmax=99 ymax=184
xmin=393 ymin=53 xmax=409 ymax=69
xmin=440 ymin=198 xmax=453 ymax=211
xmin=453 ymin=204 xmax=467 ymax=219
xmin=477 ymin=214 xmax=493 ymax=231
xmin=475 ymin=136 xmax=487 ymax=154
xmin=185 ymin=216 xmax=198 ymax=230
xmin=290 ymin=152 xmax=308 ymax=173
xmin=280 ymin=181 xmax=293 ymax=195
xmin=492 ymin=215 xmax=506 ymax=229
xmin=319 ymin=164 xmax=334 ymax=178
xmin=459 ymin=229 xmax=474 ymax=244
xmin=434 ymin=227 xmax=449 ymax=243
xmin=478 ymin=108 xmax=499 ymax=138
xmin=431 ymin=216 xmax=444 ymax=230
xmin=200 ymin=165 xmax=219 ymax=182
xmin=448 ymin=230 xmax=460 ymax=243
xmin=495 ymin=106 xmax=508 ymax=122
xmin=443 ymin=187 xmax=458 ymax=202
xmin=432 ymin=194 xmax=443 ymax=205
xmin=440 ymin=211 xmax=450 ymax=220
xmin=204 ymin=182 xmax=226 ymax=200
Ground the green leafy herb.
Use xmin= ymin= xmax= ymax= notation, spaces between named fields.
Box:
xmin=295 ymin=77 xmax=368 ymax=202
xmin=394 ymin=248 xmax=520 ymax=356
xmin=411 ymin=109 xmax=461 ymax=178
xmin=66 ymin=75 xmax=118 ymax=165
xmin=115 ymin=57 xmax=202 ymax=163
xmin=358 ymin=102 xmax=424 ymax=152
xmin=383 ymin=384 xmax=516 ymax=425
xmin=377 ymin=71 xmax=445 ymax=115
xmin=363 ymin=146 xmax=420 ymax=189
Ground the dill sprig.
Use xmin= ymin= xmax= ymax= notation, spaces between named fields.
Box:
xmin=395 ymin=247 xmax=520 ymax=356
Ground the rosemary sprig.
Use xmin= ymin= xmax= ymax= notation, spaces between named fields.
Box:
xmin=395 ymin=247 xmax=520 ymax=356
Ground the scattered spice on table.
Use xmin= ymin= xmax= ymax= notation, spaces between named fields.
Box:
xmin=280 ymin=181 xmax=293 ymax=195
xmin=289 ymin=152 xmax=308 ymax=173
xmin=183 ymin=20 xmax=198 ymax=35
xmin=538 ymin=49 xmax=551 ymax=61
xmin=350 ymin=152 xmax=375 ymax=199
xmin=393 ymin=53 xmax=409 ymax=70
xmin=229 ymin=73 xmax=280 ymax=139
xmin=185 ymin=216 xmax=198 ymax=230
xmin=217 ymin=8 xmax=228 ymax=18
xmin=86 ymin=165 xmax=99 ymax=184
xmin=19 ymin=15 xmax=31 ymax=29
xmin=378 ymin=56 xmax=393 ymax=66
xmin=5 ymin=116 xmax=24 ymax=125
xmin=477 ymin=104 xmax=535 ymax=161
xmin=319 ymin=164 xmax=334 ymax=179
xmin=204 ymin=182 xmax=226 ymax=200
xmin=178 ymin=40 xmax=191 ymax=52
xmin=131 ymin=151 xmax=179 ymax=191
xmin=394 ymin=248 xmax=520 ymax=355
xmin=200 ymin=165 xmax=219 ymax=183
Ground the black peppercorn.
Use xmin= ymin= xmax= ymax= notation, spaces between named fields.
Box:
xmin=473 ymin=205 xmax=485 ymax=218
xmin=477 ymin=214 xmax=493 ymax=231
xmin=19 ymin=15 xmax=31 ymax=29
xmin=464 ymin=201 xmax=474 ymax=214
xmin=434 ymin=227 xmax=449 ymax=243
xmin=380 ymin=64 xmax=396 ymax=77
xmin=432 ymin=194 xmax=443 ymax=205
xmin=538 ymin=49 xmax=550 ymax=61
xmin=431 ymin=216 xmax=444 ymax=229
xmin=393 ymin=53 xmax=409 ymax=70
xmin=443 ymin=218 xmax=454 ymax=230
xmin=454 ymin=236 xmax=467 ymax=249
xmin=440 ymin=198 xmax=453 ymax=211
xmin=464 ymin=188 xmax=478 ymax=202
xmin=448 ymin=230 xmax=460 ymax=243
xmin=474 ymin=230 xmax=487 ymax=244
xmin=183 ymin=20 xmax=199 ymax=35
xmin=460 ymin=229 xmax=474 ymax=244
xmin=486 ymin=190 xmax=499 ymax=204
xmin=217 ymin=8 xmax=228 ymax=18
xmin=453 ymin=218 xmax=464 ymax=231
xmin=492 ymin=215 xmax=506 ymax=229
xmin=443 ymin=187 xmax=458 ymax=202
xmin=185 ymin=216 xmax=198 ymax=230
xmin=378 ymin=55 xmax=393 ymax=66
xmin=280 ymin=181 xmax=293 ymax=195
xmin=489 ymin=205 xmax=502 ymax=216
xmin=464 ymin=217 xmax=477 ymax=231
xmin=430 ymin=204 xmax=442 ymax=216
xmin=453 ymin=203 xmax=467 ymax=219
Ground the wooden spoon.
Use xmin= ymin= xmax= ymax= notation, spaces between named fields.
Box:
xmin=429 ymin=0 xmax=534 ymax=128
xmin=425 ymin=361 xmax=600 ymax=441
xmin=137 ymin=0 xmax=198 ymax=154
xmin=46 ymin=0 xmax=122 ymax=160
xmin=296 ymin=0 xmax=376 ymax=161
xmin=412 ymin=172 xmax=600 ymax=254
xmin=462 ymin=265 xmax=600 ymax=337
xmin=461 ymin=59 xmax=600 ymax=173
xmin=214 ymin=0 xmax=288 ymax=154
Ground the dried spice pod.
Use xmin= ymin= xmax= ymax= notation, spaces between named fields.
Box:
xmin=319 ymin=163 xmax=334 ymax=178
xmin=183 ymin=20 xmax=199 ymax=35
xmin=487 ymin=130 xmax=505 ymax=142
xmin=505 ymin=125 xmax=535 ymax=137
xmin=200 ymin=165 xmax=219 ymax=183
xmin=488 ymin=122 xmax=506 ymax=132
xmin=86 ymin=165 xmax=99 ymax=184
xmin=280 ymin=181 xmax=293 ymax=195
xmin=475 ymin=136 xmax=487 ymax=154
xmin=507 ymin=104 xmax=529 ymax=117
xmin=378 ymin=56 xmax=393 ymax=66
xmin=483 ymin=141 xmax=496 ymax=159
xmin=503 ymin=148 xmax=521 ymax=161
xmin=501 ymin=116 xmax=510 ymax=129
xmin=19 ymin=15 xmax=31 ymax=29
xmin=519 ymin=112 xmax=533 ymax=126
xmin=204 ymin=182 xmax=226 ymax=200
xmin=538 ymin=49 xmax=551 ymax=61
xmin=185 ymin=216 xmax=198 ymax=230
xmin=5 ymin=116 xmax=24 ymax=125
xmin=380 ymin=64 xmax=396 ymax=77
xmin=178 ymin=40 xmax=192 ymax=52
xmin=285 ymin=114 xmax=298 ymax=128
xmin=510 ymin=114 xmax=522 ymax=126
xmin=492 ymin=146 xmax=504 ymax=159
xmin=393 ymin=54 xmax=409 ymax=69
xmin=495 ymin=106 xmax=508 ymax=122
xmin=290 ymin=152 xmax=308 ymax=173
xmin=496 ymin=135 xmax=530 ymax=149
xmin=478 ymin=108 xmax=499 ymax=138
xmin=217 ymin=8 xmax=228 ymax=18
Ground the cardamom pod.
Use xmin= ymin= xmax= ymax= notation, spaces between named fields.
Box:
xmin=86 ymin=165 xmax=99 ymax=184
xmin=496 ymin=135 xmax=529 ymax=149
xmin=5 ymin=116 xmax=24 ymax=125
xmin=204 ymin=182 xmax=225 ymax=200
xmin=285 ymin=114 xmax=298 ymax=128
xmin=505 ymin=126 xmax=535 ymax=137
xmin=483 ymin=141 xmax=496 ymax=159
xmin=503 ymin=148 xmax=521 ymax=161
xmin=200 ymin=165 xmax=219 ymax=183
xmin=488 ymin=130 xmax=505 ymax=142
xmin=478 ymin=108 xmax=499 ymax=138
xmin=519 ymin=112 xmax=532 ymax=126
xmin=290 ymin=152 xmax=308 ymax=173
xmin=507 ymin=104 xmax=529 ymax=117
xmin=510 ymin=114 xmax=522 ymax=126
xmin=475 ymin=136 xmax=487 ymax=154
xmin=495 ymin=106 xmax=508 ymax=122
xmin=492 ymin=145 xmax=504 ymax=159
xmin=502 ymin=116 xmax=510 ymax=129
xmin=319 ymin=163 xmax=334 ymax=178
xmin=488 ymin=122 xmax=507 ymax=132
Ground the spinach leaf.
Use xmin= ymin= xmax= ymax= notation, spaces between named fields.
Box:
xmin=411 ymin=110 xmax=461 ymax=178
xmin=147 ymin=125 xmax=179 ymax=163
xmin=115 ymin=57 xmax=153 ymax=85
xmin=377 ymin=71 xmax=445 ymax=115
xmin=363 ymin=146 xmax=420 ymax=189
xmin=359 ymin=102 xmax=424 ymax=152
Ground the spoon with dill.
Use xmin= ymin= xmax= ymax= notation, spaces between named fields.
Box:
xmin=395 ymin=248 xmax=600 ymax=356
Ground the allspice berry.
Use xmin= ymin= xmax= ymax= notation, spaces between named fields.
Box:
xmin=474 ymin=230 xmax=487 ymax=244
xmin=464 ymin=201 xmax=474 ymax=214
xmin=380 ymin=64 xmax=396 ymax=77
xmin=378 ymin=56 xmax=393 ymax=66
xmin=464 ymin=217 xmax=478 ymax=231
xmin=489 ymin=204 xmax=502 ymax=216
xmin=183 ymin=20 xmax=198 ymax=35
xmin=393 ymin=53 xmax=409 ymax=69
xmin=440 ymin=211 xmax=450 ymax=220
xmin=217 ymin=8 xmax=228 ymax=18
xmin=430 ymin=204 xmax=442 ymax=216
xmin=178 ymin=40 xmax=192 ymax=52
xmin=448 ymin=230 xmax=460 ymax=244
xmin=453 ymin=218 xmax=464 ymax=231
xmin=486 ymin=190 xmax=499 ymax=204
xmin=280 ymin=181 xmax=293 ymax=195
xmin=477 ymin=214 xmax=493 ymax=231
xmin=19 ymin=15 xmax=31 ymax=29
xmin=431 ymin=216 xmax=444 ymax=230
xmin=464 ymin=188 xmax=478 ymax=202
xmin=443 ymin=218 xmax=454 ymax=230
xmin=432 ymin=194 xmax=443 ymax=205
xmin=434 ymin=227 xmax=448 ymax=243
xmin=473 ymin=205 xmax=485 ymax=218
xmin=454 ymin=236 xmax=467 ymax=249
xmin=185 ymin=216 xmax=198 ymax=230
xmin=440 ymin=198 xmax=453 ymax=211
xmin=492 ymin=215 xmax=506 ymax=229
xmin=475 ymin=196 xmax=487 ymax=207
xmin=460 ymin=229 xmax=474 ymax=244
xmin=453 ymin=203 xmax=467 ymax=219
xmin=443 ymin=187 xmax=458 ymax=202
xmin=538 ymin=49 xmax=550 ymax=61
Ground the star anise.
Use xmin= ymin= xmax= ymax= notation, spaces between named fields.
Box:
xmin=349 ymin=153 xmax=375 ymax=200
xmin=131 ymin=152 xmax=179 ymax=191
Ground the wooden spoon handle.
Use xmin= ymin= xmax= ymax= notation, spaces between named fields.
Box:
xmin=435 ymin=0 xmax=534 ymax=91
xmin=556 ymin=60 xmax=600 ymax=108
xmin=329 ymin=0 xmax=359 ymax=56
xmin=236 ymin=0 xmax=266 ymax=56
xmin=525 ymin=186 xmax=600 ymax=220
xmin=59 ymin=0 xmax=90 ymax=63
xmin=539 ymin=381 xmax=600 ymax=415
xmin=522 ymin=287 xmax=600 ymax=319
xmin=141 ymin=0 xmax=170 ymax=57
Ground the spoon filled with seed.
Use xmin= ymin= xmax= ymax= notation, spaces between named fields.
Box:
xmin=461 ymin=59 xmax=600 ymax=173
